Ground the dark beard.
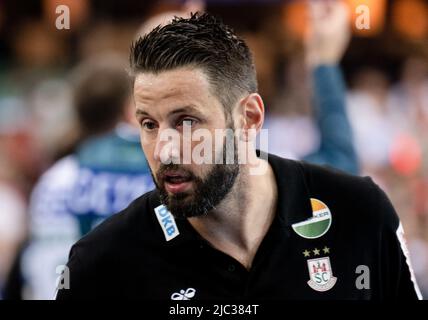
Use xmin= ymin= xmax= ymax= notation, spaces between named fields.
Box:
xmin=152 ymin=139 xmax=239 ymax=219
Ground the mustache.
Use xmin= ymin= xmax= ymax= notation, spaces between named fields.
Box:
xmin=156 ymin=163 xmax=197 ymax=184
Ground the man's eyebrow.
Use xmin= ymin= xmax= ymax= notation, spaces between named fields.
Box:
xmin=135 ymin=105 xmax=204 ymax=117
xmin=169 ymin=105 xmax=204 ymax=117
xmin=135 ymin=109 xmax=150 ymax=116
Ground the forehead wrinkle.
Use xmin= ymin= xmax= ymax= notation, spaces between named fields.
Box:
xmin=135 ymin=77 xmax=204 ymax=106
xmin=133 ymin=68 xmax=225 ymax=121
xmin=135 ymin=67 xmax=211 ymax=93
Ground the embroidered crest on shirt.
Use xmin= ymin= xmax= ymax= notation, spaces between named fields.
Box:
xmin=307 ymin=256 xmax=337 ymax=292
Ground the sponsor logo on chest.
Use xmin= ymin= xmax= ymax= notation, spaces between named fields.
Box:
xmin=154 ymin=204 xmax=180 ymax=241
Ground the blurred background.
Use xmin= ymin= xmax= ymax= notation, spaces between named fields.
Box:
xmin=0 ymin=0 xmax=427 ymax=299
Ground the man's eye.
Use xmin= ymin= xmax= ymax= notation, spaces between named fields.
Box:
xmin=142 ymin=120 xmax=157 ymax=131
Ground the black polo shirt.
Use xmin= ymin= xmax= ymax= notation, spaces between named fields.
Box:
xmin=56 ymin=153 xmax=421 ymax=300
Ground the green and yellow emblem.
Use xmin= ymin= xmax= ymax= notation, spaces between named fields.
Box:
xmin=292 ymin=198 xmax=332 ymax=239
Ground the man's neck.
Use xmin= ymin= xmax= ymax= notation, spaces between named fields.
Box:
xmin=187 ymin=159 xmax=277 ymax=270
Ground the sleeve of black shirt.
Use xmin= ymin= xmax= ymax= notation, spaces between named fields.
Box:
xmin=55 ymin=198 xmax=143 ymax=300
xmin=55 ymin=244 xmax=95 ymax=300
xmin=373 ymin=181 xmax=423 ymax=300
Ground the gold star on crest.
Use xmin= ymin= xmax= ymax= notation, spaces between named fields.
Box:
xmin=303 ymin=250 xmax=310 ymax=257
xmin=313 ymin=248 xmax=320 ymax=256
xmin=323 ymin=246 xmax=330 ymax=254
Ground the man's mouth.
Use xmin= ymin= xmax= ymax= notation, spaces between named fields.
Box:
xmin=162 ymin=171 xmax=193 ymax=194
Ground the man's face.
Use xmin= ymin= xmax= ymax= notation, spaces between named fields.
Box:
xmin=134 ymin=67 xmax=239 ymax=218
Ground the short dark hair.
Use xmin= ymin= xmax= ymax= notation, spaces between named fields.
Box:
xmin=130 ymin=12 xmax=257 ymax=113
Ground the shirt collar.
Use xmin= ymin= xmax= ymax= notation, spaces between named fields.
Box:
xmin=150 ymin=152 xmax=314 ymax=246
xmin=266 ymin=152 xmax=313 ymax=227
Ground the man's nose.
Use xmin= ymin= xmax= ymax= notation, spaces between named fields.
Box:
xmin=153 ymin=128 xmax=181 ymax=164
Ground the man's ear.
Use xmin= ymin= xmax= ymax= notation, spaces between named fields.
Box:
xmin=234 ymin=93 xmax=265 ymax=142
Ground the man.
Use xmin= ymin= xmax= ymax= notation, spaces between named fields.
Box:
xmin=57 ymin=13 xmax=421 ymax=300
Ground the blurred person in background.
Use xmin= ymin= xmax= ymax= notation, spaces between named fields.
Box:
xmin=387 ymin=53 xmax=428 ymax=298
xmin=262 ymin=0 xmax=359 ymax=175
xmin=347 ymin=67 xmax=393 ymax=180
xmin=3 ymin=55 xmax=154 ymax=300
xmin=388 ymin=53 xmax=428 ymax=134
xmin=347 ymin=51 xmax=428 ymax=297
xmin=0 ymin=100 xmax=28 ymax=298
xmin=0 ymin=180 xmax=26 ymax=299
